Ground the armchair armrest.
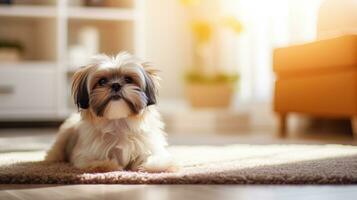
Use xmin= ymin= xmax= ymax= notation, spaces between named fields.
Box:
xmin=273 ymin=35 xmax=357 ymax=77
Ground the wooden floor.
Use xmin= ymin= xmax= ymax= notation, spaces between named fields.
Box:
xmin=1 ymin=185 xmax=357 ymax=200
xmin=0 ymin=124 xmax=356 ymax=200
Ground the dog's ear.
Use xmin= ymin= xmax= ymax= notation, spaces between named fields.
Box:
xmin=72 ymin=66 xmax=91 ymax=109
xmin=144 ymin=73 xmax=156 ymax=106
xmin=142 ymin=63 xmax=160 ymax=106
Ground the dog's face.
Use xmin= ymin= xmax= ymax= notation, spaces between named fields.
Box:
xmin=72 ymin=53 xmax=158 ymax=120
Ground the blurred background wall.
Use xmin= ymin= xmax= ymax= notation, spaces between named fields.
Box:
xmin=144 ymin=0 xmax=192 ymax=100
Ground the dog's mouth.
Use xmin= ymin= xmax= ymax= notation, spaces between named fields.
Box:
xmin=111 ymin=94 xmax=121 ymax=100
xmin=110 ymin=94 xmax=136 ymax=113
xmin=95 ymin=93 xmax=138 ymax=117
xmin=94 ymin=94 xmax=122 ymax=117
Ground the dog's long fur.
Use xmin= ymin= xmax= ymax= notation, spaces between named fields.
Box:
xmin=45 ymin=52 xmax=175 ymax=172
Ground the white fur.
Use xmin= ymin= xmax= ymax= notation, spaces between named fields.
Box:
xmin=104 ymin=100 xmax=132 ymax=120
xmin=46 ymin=108 xmax=176 ymax=172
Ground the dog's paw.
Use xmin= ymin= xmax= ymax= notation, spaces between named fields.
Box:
xmin=84 ymin=160 xmax=123 ymax=173
xmin=138 ymin=155 xmax=179 ymax=173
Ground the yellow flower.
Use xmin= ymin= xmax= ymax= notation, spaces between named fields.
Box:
xmin=191 ymin=21 xmax=212 ymax=44
xmin=221 ymin=16 xmax=243 ymax=34
xmin=180 ymin=0 xmax=201 ymax=6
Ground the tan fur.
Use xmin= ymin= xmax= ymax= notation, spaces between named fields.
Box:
xmin=45 ymin=52 xmax=176 ymax=173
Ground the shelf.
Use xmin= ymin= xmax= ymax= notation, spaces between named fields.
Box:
xmin=0 ymin=61 xmax=57 ymax=69
xmin=0 ymin=5 xmax=136 ymax=21
xmin=68 ymin=7 xmax=136 ymax=21
xmin=0 ymin=0 xmax=143 ymax=120
xmin=0 ymin=5 xmax=56 ymax=18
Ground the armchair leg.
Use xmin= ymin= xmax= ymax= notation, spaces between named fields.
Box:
xmin=278 ymin=113 xmax=288 ymax=138
xmin=351 ymin=117 xmax=357 ymax=139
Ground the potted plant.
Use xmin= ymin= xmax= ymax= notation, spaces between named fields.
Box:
xmin=185 ymin=72 xmax=239 ymax=108
xmin=181 ymin=0 xmax=243 ymax=108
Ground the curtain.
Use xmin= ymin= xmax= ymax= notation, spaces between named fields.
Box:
xmin=220 ymin=0 xmax=323 ymax=103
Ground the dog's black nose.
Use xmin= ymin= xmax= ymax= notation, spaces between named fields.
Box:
xmin=111 ymin=83 xmax=121 ymax=92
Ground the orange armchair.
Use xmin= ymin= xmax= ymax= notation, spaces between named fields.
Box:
xmin=273 ymin=35 xmax=357 ymax=138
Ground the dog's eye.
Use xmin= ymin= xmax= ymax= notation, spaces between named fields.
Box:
xmin=98 ymin=78 xmax=108 ymax=86
xmin=124 ymin=76 xmax=133 ymax=84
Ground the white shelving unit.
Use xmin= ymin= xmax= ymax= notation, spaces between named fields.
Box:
xmin=0 ymin=5 xmax=57 ymax=18
xmin=68 ymin=7 xmax=136 ymax=20
xmin=0 ymin=0 xmax=145 ymax=120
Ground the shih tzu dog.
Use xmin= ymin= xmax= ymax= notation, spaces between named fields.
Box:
xmin=45 ymin=52 xmax=176 ymax=173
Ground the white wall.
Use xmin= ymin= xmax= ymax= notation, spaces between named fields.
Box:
xmin=317 ymin=0 xmax=357 ymax=39
xmin=144 ymin=0 xmax=192 ymax=100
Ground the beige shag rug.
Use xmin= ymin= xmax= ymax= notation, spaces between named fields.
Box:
xmin=1 ymin=144 xmax=357 ymax=184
